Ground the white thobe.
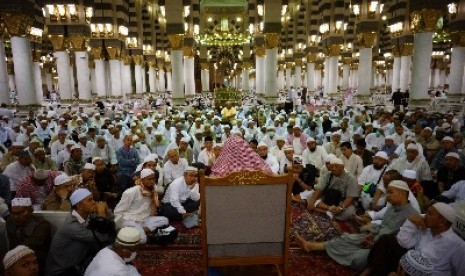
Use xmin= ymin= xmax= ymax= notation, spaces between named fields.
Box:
xmin=162 ymin=176 xmax=200 ymax=214
xmin=3 ymin=162 xmax=33 ymax=191
xmin=84 ymin=248 xmax=141 ymax=276
xmin=301 ymin=146 xmax=327 ymax=169
xmin=163 ymin=159 xmax=188 ymax=184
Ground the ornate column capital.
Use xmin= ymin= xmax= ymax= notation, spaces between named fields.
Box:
xmin=350 ymin=63 xmax=359 ymax=70
xmin=392 ymin=45 xmax=401 ymax=57
xmin=255 ymin=45 xmax=266 ymax=57
xmin=278 ymin=64 xmax=285 ymax=71
xmin=286 ymin=62 xmax=293 ymax=69
xmin=157 ymin=63 xmax=165 ymax=71
xmin=265 ymin=33 xmax=280 ymax=49
xmin=168 ymin=34 xmax=184 ymax=50
xmin=88 ymin=60 xmax=95 ymax=69
xmin=147 ymin=60 xmax=156 ymax=68
xmin=165 ymin=64 xmax=172 ymax=72
xmin=451 ymin=31 xmax=465 ymax=48
xmin=242 ymin=62 xmax=251 ymax=70
xmin=49 ymin=35 xmax=66 ymax=51
xmin=315 ymin=64 xmax=323 ymax=70
xmin=68 ymin=35 xmax=87 ymax=51
xmin=121 ymin=53 xmax=131 ymax=65
xmin=357 ymin=32 xmax=377 ymax=48
xmin=1 ymin=13 xmax=33 ymax=37
xmin=106 ymin=46 xmax=120 ymax=60
xmin=133 ymin=55 xmax=144 ymax=65
xmin=32 ymin=50 xmax=41 ymax=63
xmin=327 ymin=44 xmax=342 ymax=57
xmin=90 ymin=47 xmax=103 ymax=60
xmin=400 ymin=43 xmax=414 ymax=56
xmin=343 ymin=58 xmax=352 ymax=65
xmin=294 ymin=59 xmax=302 ymax=66
xmin=183 ymin=45 xmax=194 ymax=58
xmin=410 ymin=9 xmax=442 ymax=33
xmin=306 ymin=53 xmax=317 ymax=63
xmin=200 ymin=63 xmax=209 ymax=70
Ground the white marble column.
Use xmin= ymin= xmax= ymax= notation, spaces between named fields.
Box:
xmin=392 ymin=56 xmax=401 ymax=91
xmin=121 ymin=62 xmax=132 ymax=96
xmin=265 ymin=47 xmax=278 ymax=103
xmin=306 ymin=62 xmax=315 ymax=92
xmin=8 ymin=74 xmax=16 ymax=92
xmin=449 ymin=47 xmax=465 ymax=94
xmin=410 ymin=32 xmax=433 ymax=104
xmin=166 ymin=70 xmax=172 ymax=91
xmin=328 ymin=56 xmax=338 ymax=94
xmin=148 ymin=65 xmax=156 ymax=93
xmin=158 ymin=68 xmax=166 ymax=93
xmin=11 ymin=37 xmax=37 ymax=105
xmin=0 ymin=39 xmax=9 ymax=103
xmin=109 ymin=59 xmax=122 ymax=97
xmin=439 ymin=69 xmax=446 ymax=89
xmin=94 ymin=59 xmax=107 ymax=97
xmin=357 ymin=48 xmax=372 ymax=98
xmin=75 ymin=51 xmax=91 ymax=100
xmin=285 ymin=65 xmax=292 ymax=90
xmin=323 ymin=57 xmax=330 ymax=95
xmin=256 ymin=55 xmax=265 ymax=96
xmin=342 ymin=63 xmax=350 ymax=90
xmin=54 ymin=51 xmax=73 ymax=100
xmin=134 ymin=59 xmax=143 ymax=94
xmin=201 ymin=67 xmax=209 ymax=92
xmin=242 ymin=69 xmax=250 ymax=91
xmin=184 ymin=56 xmax=195 ymax=98
xmin=70 ymin=65 xmax=76 ymax=98
xmin=90 ymin=67 xmax=96 ymax=95
xmin=277 ymin=67 xmax=285 ymax=91
xmin=315 ymin=68 xmax=322 ymax=89
xmin=400 ymin=55 xmax=411 ymax=92
xmin=33 ymin=62 xmax=43 ymax=103
xmin=294 ymin=62 xmax=302 ymax=88
xmin=142 ymin=66 xmax=147 ymax=93
xmin=171 ymin=48 xmax=183 ymax=104
xmin=45 ymin=72 xmax=53 ymax=93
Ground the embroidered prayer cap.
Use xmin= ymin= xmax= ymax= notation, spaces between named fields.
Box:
xmin=293 ymin=155 xmax=303 ymax=165
xmin=154 ymin=131 xmax=163 ymax=136
xmin=406 ymin=143 xmax=419 ymax=151
xmin=399 ymin=250 xmax=433 ymax=276
xmin=83 ymin=163 xmax=96 ymax=170
xmin=210 ymin=135 xmax=273 ymax=177
xmin=70 ymin=188 xmax=92 ymax=206
xmin=324 ymin=154 xmax=336 ymax=163
xmin=180 ymin=137 xmax=190 ymax=143
xmin=276 ymin=136 xmax=285 ymax=141
xmin=186 ymin=166 xmax=198 ymax=173
xmin=116 ymin=227 xmax=141 ymax=247
xmin=213 ymin=143 xmax=223 ymax=148
xmin=65 ymin=140 xmax=76 ymax=147
xmin=306 ymin=137 xmax=316 ymax=143
xmin=140 ymin=168 xmax=155 ymax=179
xmin=388 ymin=180 xmax=410 ymax=192
xmin=54 ymin=173 xmax=72 ymax=186
xmin=384 ymin=135 xmax=394 ymax=141
xmin=78 ymin=134 xmax=87 ymax=139
xmin=40 ymin=120 xmax=48 ymax=124
xmin=144 ymin=154 xmax=159 ymax=163
xmin=283 ymin=145 xmax=294 ymax=152
xmin=402 ymin=170 xmax=417 ymax=180
xmin=374 ymin=151 xmax=389 ymax=160
xmin=432 ymin=202 xmax=456 ymax=223
xmin=330 ymin=158 xmax=344 ymax=165
xmin=292 ymin=125 xmax=301 ymax=129
xmin=257 ymin=142 xmax=268 ymax=148
xmin=70 ymin=145 xmax=81 ymax=152
xmin=92 ymin=157 xmax=103 ymax=164
xmin=34 ymin=169 xmax=49 ymax=180
xmin=445 ymin=152 xmax=460 ymax=160
xmin=267 ymin=126 xmax=275 ymax=131
xmin=442 ymin=136 xmax=454 ymax=143
xmin=11 ymin=198 xmax=32 ymax=207
xmin=3 ymin=245 xmax=35 ymax=270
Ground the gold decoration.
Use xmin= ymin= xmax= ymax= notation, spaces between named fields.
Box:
xmin=306 ymin=53 xmax=317 ymax=63
xmin=350 ymin=63 xmax=359 ymax=70
xmin=165 ymin=64 xmax=171 ymax=72
xmin=410 ymin=9 xmax=442 ymax=33
xmin=106 ymin=47 xmax=120 ymax=60
xmin=357 ymin=32 xmax=377 ymax=48
xmin=286 ymin=62 xmax=293 ymax=69
xmin=147 ymin=60 xmax=155 ymax=68
xmin=255 ymin=45 xmax=265 ymax=57
xmin=88 ymin=60 xmax=95 ymax=69
xmin=121 ymin=53 xmax=131 ymax=65
xmin=157 ymin=63 xmax=165 ymax=71
xmin=183 ymin=45 xmax=194 ymax=58
xmin=343 ymin=58 xmax=352 ymax=65
xmin=327 ymin=44 xmax=342 ymax=56
xmin=133 ymin=55 xmax=143 ymax=65
xmin=315 ymin=64 xmax=323 ymax=70
xmin=450 ymin=32 xmax=465 ymax=48
xmin=392 ymin=45 xmax=401 ymax=57
xmin=32 ymin=51 xmax=41 ymax=63
xmin=400 ymin=44 xmax=413 ymax=56
xmin=227 ymin=171 xmax=268 ymax=185
xmin=278 ymin=64 xmax=285 ymax=71
xmin=168 ymin=34 xmax=184 ymax=50
xmin=294 ymin=59 xmax=302 ymax=66
xmin=90 ymin=47 xmax=103 ymax=60
xmin=1 ymin=13 xmax=33 ymax=37
xmin=265 ymin=33 xmax=280 ymax=49
xmin=200 ymin=63 xmax=209 ymax=70
xmin=68 ymin=35 xmax=87 ymax=51
xmin=49 ymin=35 xmax=66 ymax=51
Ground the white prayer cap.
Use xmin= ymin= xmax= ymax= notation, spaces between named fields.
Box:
xmin=388 ymin=180 xmax=410 ymax=192
xmin=213 ymin=143 xmax=223 ymax=148
xmin=283 ymin=145 xmax=294 ymax=152
xmin=292 ymin=125 xmax=301 ymax=129
xmin=3 ymin=245 xmax=35 ymax=270
xmin=135 ymin=163 xmax=143 ymax=174
xmin=445 ymin=152 xmax=460 ymax=160
xmin=9 ymin=141 xmax=25 ymax=148
xmin=374 ymin=151 xmax=389 ymax=160
xmin=423 ymin=127 xmax=433 ymax=132
xmin=83 ymin=163 xmax=96 ymax=170
xmin=54 ymin=173 xmax=72 ymax=186
xmin=92 ymin=157 xmax=103 ymax=163
xmin=257 ymin=142 xmax=268 ymax=148
xmin=143 ymin=154 xmax=158 ymax=163
xmin=185 ymin=166 xmax=198 ymax=173
xmin=78 ymin=133 xmax=87 ymax=139
xmin=154 ymin=131 xmax=162 ymax=136
xmin=365 ymin=122 xmax=372 ymax=126
xmin=195 ymin=117 xmax=202 ymax=122
xmin=70 ymin=145 xmax=81 ymax=152
xmin=307 ymin=137 xmax=316 ymax=143
xmin=108 ymin=125 xmax=115 ymax=129
xmin=33 ymin=169 xmax=49 ymax=180
xmin=64 ymin=140 xmax=75 ymax=147
xmin=140 ymin=168 xmax=154 ymax=179
xmin=40 ymin=120 xmax=48 ymax=124
xmin=276 ymin=136 xmax=285 ymax=141
xmin=442 ymin=136 xmax=454 ymax=143
xmin=399 ymin=250 xmax=433 ymax=276
xmin=180 ymin=137 xmax=190 ymax=143
xmin=406 ymin=143 xmax=419 ymax=151
xmin=402 ymin=170 xmax=417 ymax=180
xmin=11 ymin=198 xmax=32 ymax=207
xmin=116 ymin=227 xmax=141 ymax=247
xmin=70 ymin=188 xmax=92 ymax=206
xmin=130 ymin=122 xmax=137 ymax=127
xmin=331 ymin=132 xmax=341 ymax=137
xmin=432 ymin=202 xmax=456 ymax=222
xmin=330 ymin=158 xmax=344 ymax=165
xmin=385 ymin=135 xmax=394 ymax=141
xmin=223 ymin=124 xmax=231 ymax=129
xmin=324 ymin=154 xmax=336 ymax=163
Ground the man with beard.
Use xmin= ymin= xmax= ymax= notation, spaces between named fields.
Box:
xmin=302 ymin=137 xmax=328 ymax=170
xmin=257 ymin=142 xmax=279 ymax=174
xmin=42 ymin=173 xmax=75 ymax=211
xmin=16 ymin=169 xmax=61 ymax=206
xmin=269 ymin=136 xmax=286 ymax=162
xmin=303 ymin=121 xmax=322 ymax=144
xmin=358 ymin=151 xmax=389 ymax=210
xmin=163 ymin=149 xmax=188 ymax=185
xmin=92 ymin=157 xmax=118 ymax=207
xmin=114 ymin=169 xmax=168 ymax=244
xmin=91 ymin=135 xmax=117 ymax=167
xmin=32 ymin=148 xmax=57 ymax=171
xmin=388 ymin=143 xmax=432 ymax=182
xmin=428 ymin=152 xmax=465 ymax=200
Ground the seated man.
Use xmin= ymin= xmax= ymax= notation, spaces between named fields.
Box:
xmin=63 ymin=145 xmax=85 ymax=176
xmin=42 ymin=173 xmax=75 ymax=211
xmin=2 ymin=245 xmax=39 ymax=276
xmin=16 ymin=169 xmax=61 ymax=207
xmin=359 ymin=151 xmax=389 ymax=210
xmin=163 ymin=149 xmax=188 ymax=186
xmin=306 ymin=158 xmax=358 ymax=221
xmin=388 ymin=143 xmax=432 ymax=182
xmin=73 ymin=163 xmax=99 ymax=201
xmin=85 ymin=227 xmax=141 ymax=276
xmin=436 ymin=180 xmax=465 ymax=207
xmin=32 ymin=148 xmax=58 ymax=171
xmin=197 ymin=136 xmax=215 ymax=167
xmin=6 ymin=198 xmax=51 ymax=272
xmin=297 ymin=180 xmax=419 ymax=271
xmin=114 ymin=169 xmax=168 ymax=244
xmin=435 ymin=152 xmax=465 ymax=195
xmin=287 ymin=156 xmax=317 ymax=204
xmin=3 ymin=150 xmax=34 ymax=197
xmin=257 ymin=142 xmax=279 ymax=174
xmin=46 ymin=188 xmax=114 ymax=276
xmin=160 ymin=166 xmax=200 ymax=221
xmin=92 ymin=157 xmax=118 ymax=207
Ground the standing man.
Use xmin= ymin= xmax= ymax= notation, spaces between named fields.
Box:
xmin=116 ymin=135 xmax=140 ymax=192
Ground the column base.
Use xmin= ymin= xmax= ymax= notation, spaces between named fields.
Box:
xmin=264 ymin=96 xmax=278 ymax=105
xmin=408 ymin=98 xmax=431 ymax=109
xmin=355 ymin=94 xmax=372 ymax=105
xmin=172 ymin=97 xmax=187 ymax=106
xmin=445 ymin=94 xmax=465 ymax=112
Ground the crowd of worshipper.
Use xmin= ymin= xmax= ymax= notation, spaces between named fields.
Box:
xmin=0 ymin=97 xmax=465 ymax=275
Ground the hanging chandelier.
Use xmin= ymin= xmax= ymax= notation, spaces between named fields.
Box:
xmin=195 ymin=17 xmax=252 ymax=46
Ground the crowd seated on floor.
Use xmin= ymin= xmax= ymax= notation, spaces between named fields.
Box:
xmin=1 ymin=96 xmax=465 ymax=276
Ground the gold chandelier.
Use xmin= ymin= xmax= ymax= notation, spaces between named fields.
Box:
xmin=195 ymin=17 xmax=252 ymax=46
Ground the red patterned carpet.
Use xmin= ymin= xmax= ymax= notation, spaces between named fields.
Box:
xmin=134 ymin=203 xmax=357 ymax=275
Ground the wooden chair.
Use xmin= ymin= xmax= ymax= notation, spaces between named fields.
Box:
xmin=200 ymin=170 xmax=293 ymax=275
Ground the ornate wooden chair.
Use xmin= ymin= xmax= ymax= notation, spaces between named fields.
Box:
xmin=200 ymin=170 xmax=293 ymax=275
